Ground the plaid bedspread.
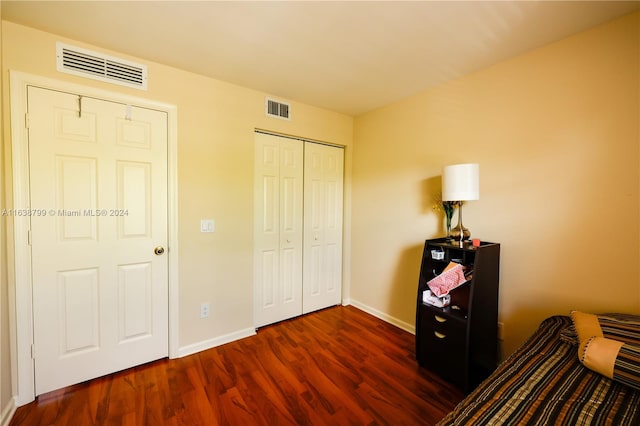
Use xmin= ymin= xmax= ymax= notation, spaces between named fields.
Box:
xmin=438 ymin=316 xmax=640 ymax=425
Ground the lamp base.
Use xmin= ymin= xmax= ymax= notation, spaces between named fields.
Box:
xmin=449 ymin=202 xmax=471 ymax=241
xmin=450 ymin=223 xmax=470 ymax=240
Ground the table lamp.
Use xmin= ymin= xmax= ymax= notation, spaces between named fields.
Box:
xmin=442 ymin=163 xmax=479 ymax=242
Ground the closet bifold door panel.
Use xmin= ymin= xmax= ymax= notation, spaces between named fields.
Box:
xmin=302 ymin=143 xmax=344 ymax=314
xmin=254 ymin=133 xmax=304 ymax=328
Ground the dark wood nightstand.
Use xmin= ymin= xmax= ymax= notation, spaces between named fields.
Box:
xmin=415 ymin=238 xmax=500 ymax=393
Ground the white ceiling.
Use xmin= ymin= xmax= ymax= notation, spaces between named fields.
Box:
xmin=3 ymin=1 xmax=639 ymax=116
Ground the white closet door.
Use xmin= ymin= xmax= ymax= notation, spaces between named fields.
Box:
xmin=253 ymin=133 xmax=304 ymax=327
xmin=303 ymin=143 xmax=344 ymax=314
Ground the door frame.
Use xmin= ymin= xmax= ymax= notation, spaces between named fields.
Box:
xmin=8 ymin=71 xmax=180 ymax=405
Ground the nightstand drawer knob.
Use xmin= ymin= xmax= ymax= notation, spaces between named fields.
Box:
xmin=434 ymin=315 xmax=447 ymax=323
xmin=434 ymin=331 xmax=446 ymax=339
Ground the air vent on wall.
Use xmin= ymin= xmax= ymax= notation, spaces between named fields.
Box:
xmin=266 ymin=98 xmax=291 ymax=120
xmin=56 ymin=42 xmax=148 ymax=90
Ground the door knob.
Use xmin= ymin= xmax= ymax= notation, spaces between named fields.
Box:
xmin=154 ymin=246 xmax=165 ymax=255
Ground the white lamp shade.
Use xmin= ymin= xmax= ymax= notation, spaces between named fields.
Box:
xmin=442 ymin=163 xmax=479 ymax=201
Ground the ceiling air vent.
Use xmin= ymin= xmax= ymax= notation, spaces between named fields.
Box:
xmin=56 ymin=42 xmax=148 ymax=90
xmin=266 ymin=98 xmax=291 ymax=120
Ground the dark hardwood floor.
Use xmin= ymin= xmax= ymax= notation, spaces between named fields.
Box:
xmin=11 ymin=305 xmax=464 ymax=425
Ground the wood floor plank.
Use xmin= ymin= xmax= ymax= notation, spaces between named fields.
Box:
xmin=10 ymin=305 xmax=464 ymax=425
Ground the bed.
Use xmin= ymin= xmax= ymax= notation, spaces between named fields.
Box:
xmin=438 ymin=314 xmax=640 ymax=425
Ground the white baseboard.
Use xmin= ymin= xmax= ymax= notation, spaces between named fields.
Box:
xmin=1 ymin=397 xmax=17 ymax=426
xmin=176 ymin=327 xmax=256 ymax=358
xmin=348 ymin=299 xmax=415 ymax=334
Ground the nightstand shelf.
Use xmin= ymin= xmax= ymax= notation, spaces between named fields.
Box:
xmin=415 ymin=238 xmax=500 ymax=393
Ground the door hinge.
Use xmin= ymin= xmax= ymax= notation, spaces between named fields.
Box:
xmin=27 ymin=229 xmax=32 ymax=246
xmin=25 ymin=113 xmax=30 ymax=129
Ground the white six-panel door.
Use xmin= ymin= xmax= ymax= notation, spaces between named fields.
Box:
xmin=303 ymin=143 xmax=344 ymax=314
xmin=254 ymin=132 xmax=343 ymax=327
xmin=28 ymin=86 xmax=169 ymax=395
xmin=253 ymin=133 xmax=304 ymax=327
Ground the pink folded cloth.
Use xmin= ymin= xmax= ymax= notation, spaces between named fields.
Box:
xmin=427 ymin=262 xmax=467 ymax=297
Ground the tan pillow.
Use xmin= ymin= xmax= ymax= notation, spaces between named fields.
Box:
xmin=561 ymin=313 xmax=640 ymax=346
xmin=571 ymin=310 xmax=603 ymax=357
xmin=571 ymin=311 xmax=640 ymax=390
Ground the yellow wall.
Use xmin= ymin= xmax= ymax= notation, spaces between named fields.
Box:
xmin=351 ymin=12 xmax=640 ymax=357
xmin=1 ymin=20 xmax=353 ymax=369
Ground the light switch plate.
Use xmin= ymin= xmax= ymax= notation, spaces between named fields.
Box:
xmin=200 ymin=219 xmax=214 ymax=233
